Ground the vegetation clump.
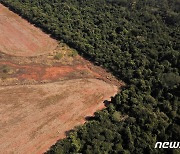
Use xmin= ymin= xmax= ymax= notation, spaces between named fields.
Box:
xmin=0 ymin=65 xmax=13 ymax=79
xmin=68 ymin=49 xmax=78 ymax=57
xmin=54 ymin=52 xmax=63 ymax=60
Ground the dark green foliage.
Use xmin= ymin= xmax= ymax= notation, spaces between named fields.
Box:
xmin=1 ymin=0 xmax=179 ymax=153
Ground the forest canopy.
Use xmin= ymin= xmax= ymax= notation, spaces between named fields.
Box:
xmin=1 ymin=0 xmax=179 ymax=153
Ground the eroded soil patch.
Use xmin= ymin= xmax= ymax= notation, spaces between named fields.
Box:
xmin=0 ymin=53 xmax=122 ymax=87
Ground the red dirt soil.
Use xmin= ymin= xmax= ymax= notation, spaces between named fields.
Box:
xmin=0 ymin=4 xmax=58 ymax=57
xmin=0 ymin=57 xmax=122 ymax=87
xmin=0 ymin=61 xmax=100 ymax=81
xmin=0 ymin=79 xmax=118 ymax=154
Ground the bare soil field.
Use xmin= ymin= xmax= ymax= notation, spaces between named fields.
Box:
xmin=0 ymin=79 xmax=118 ymax=154
xmin=0 ymin=4 xmax=124 ymax=154
xmin=0 ymin=4 xmax=58 ymax=57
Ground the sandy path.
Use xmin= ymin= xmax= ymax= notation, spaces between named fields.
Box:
xmin=0 ymin=79 xmax=118 ymax=154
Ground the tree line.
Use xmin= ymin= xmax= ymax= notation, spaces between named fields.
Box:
xmin=1 ymin=0 xmax=179 ymax=153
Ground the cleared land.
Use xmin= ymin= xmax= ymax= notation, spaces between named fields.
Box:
xmin=0 ymin=4 xmax=58 ymax=57
xmin=0 ymin=79 xmax=118 ymax=154
xmin=0 ymin=4 xmax=123 ymax=154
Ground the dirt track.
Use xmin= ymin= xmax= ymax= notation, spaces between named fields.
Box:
xmin=0 ymin=3 xmax=124 ymax=154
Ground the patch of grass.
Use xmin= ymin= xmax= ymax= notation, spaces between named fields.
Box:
xmin=0 ymin=65 xmax=12 ymax=80
xmin=68 ymin=49 xmax=78 ymax=57
xmin=0 ymin=65 xmax=10 ymax=74
xmin=54 ymin=52 xmax=63 ymax=60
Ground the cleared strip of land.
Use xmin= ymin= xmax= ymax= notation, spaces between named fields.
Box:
xmin=0 ymin=4 xmax=58 ymax=57
xmin=0 ymin=79 xmax=118 ymax=154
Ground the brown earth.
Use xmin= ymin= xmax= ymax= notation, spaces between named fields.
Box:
xmin=0 ymin=3 xmax=124 ymax=154
xmin=0 ymin=4 xmax=58 ymax=57
xmin=0 ymin=79 xmax=118 ymax=154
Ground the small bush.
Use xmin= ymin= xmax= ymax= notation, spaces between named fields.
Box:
xmin=68 ymin=49 xmax=78 ymax=57
xmin=54 ymin=53 xmax=63 ymax=60
xmin=1 ymin=65 xmax=10 ymax=74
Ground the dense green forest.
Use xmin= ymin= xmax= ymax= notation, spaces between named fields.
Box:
xmin=1 ymin=0 xmax=179 ymax=153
